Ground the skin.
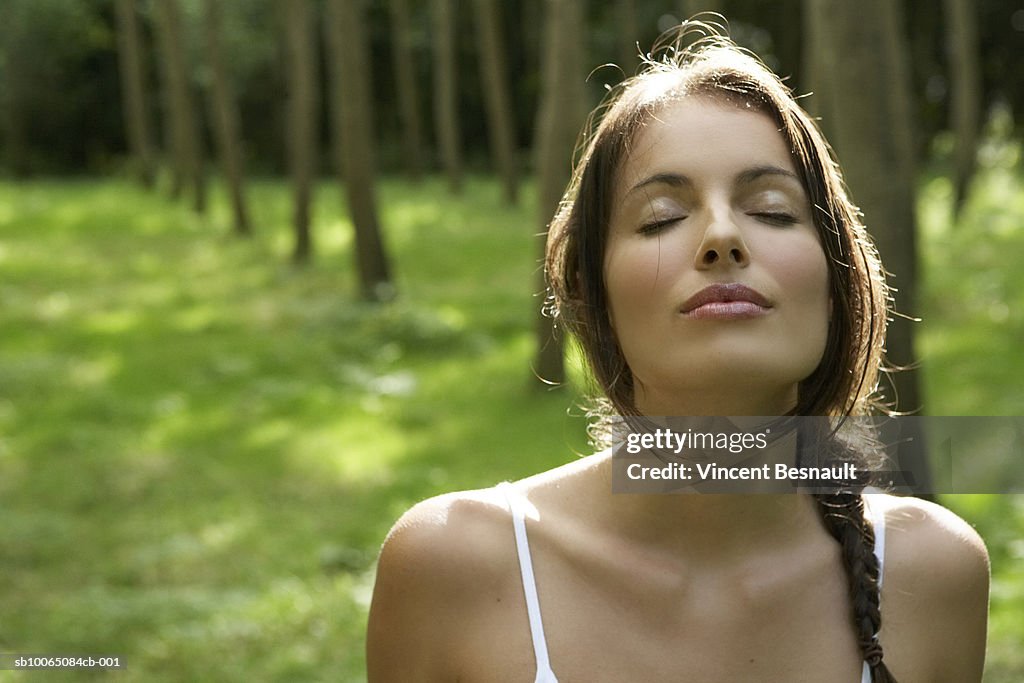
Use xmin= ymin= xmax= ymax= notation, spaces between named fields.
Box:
xmin=365 ymin=100 xmax=990 ymax=682
xmin=604 ymin=98 xmax=829 ymax=418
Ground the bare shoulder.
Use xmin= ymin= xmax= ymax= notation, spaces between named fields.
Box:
xmin=871 ymin=494 xmax=990 ymax=683
xmin=872 ymin=494 xmax=990 ymax=583
xmin=366 ymin=487 xmax=515 ymax=682
xmin=365 ymin=458 xmax=602 ymax=682
xmin=378 ymin=487 xmax=513 ymax=577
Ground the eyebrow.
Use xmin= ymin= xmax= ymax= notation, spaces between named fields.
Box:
xmin=735 ymin=164 xmax=801 ymax=186
xmin=625 ymin=172 xmax=693 ymax=197
xmin=625 ymin=164 xmax=800 ymax=197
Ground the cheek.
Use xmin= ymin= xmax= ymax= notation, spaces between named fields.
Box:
xmin=603 ymin=238 xmax=675 ymax=328
xmin=767 ymin=238 xmax=831 ymax=324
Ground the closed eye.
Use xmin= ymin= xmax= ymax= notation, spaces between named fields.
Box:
xmin=750 ymin=211 xmax=799 ymax=226
xmin=638 ymin=216 xmax=686 ymax=235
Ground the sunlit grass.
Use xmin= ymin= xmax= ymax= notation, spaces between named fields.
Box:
xmin=0 ymin=175 xmax=585 ymax=682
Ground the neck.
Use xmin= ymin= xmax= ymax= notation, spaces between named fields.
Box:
xmin=597 ymin=450 xmax=822 ymax=563
xmin=634 ymin=383 xmax=798 ymax=417
xmin=599 ymin=385 xmax=820 ymax=560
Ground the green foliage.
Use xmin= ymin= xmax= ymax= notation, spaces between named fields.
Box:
xmin=919 ymin=127 xmax=1024 ymax=415
xmin=0 ymin=168 xmax=1021 ymax=681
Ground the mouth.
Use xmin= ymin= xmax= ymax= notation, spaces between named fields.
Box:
xmin=680 ymin=283 xmax=772 ymax=320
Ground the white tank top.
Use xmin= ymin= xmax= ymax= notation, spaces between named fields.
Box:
xmin=498 ymin=482 xmax=887 ymax=683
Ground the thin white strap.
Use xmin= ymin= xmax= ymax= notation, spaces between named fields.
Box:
xmin=866 ymin=494 xmax=886 ymax=590
xmin=498 ymin=483 xmax=558 ymax=683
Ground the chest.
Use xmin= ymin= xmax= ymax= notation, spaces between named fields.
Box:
xmin=456 ymin=541 xmax=872 ymax=682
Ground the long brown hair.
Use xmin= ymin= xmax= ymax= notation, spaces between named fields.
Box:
xmin=543 ymin=25 xmax=897 ymax=682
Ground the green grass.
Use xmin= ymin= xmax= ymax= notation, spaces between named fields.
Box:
xmin=0 ymin=160 xmax=1021 ymax=680
xmin=0 ymin=176 xmax=589 ymax=681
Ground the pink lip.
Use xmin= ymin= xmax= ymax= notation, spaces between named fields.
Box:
xmin=681 ymin=283 xmax=772 ymax=320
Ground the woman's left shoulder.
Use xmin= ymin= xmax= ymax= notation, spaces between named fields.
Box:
xmin=871 ymin=494 xmax=990 ymax=683
xmin=872 ymin=494 xmax=990 ymax=583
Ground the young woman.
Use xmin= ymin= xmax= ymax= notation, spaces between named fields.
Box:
xmin=366 ymin=29 xmax=989 ymax=683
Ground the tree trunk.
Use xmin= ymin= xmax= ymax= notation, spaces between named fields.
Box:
xmin=679 ymin=1 xmax=726 ymax=22
xmin=532 ymin=0 xmax=586 ymax=387
xmin=0 ymin=2 xmax=30 ymax=178
xmin=324 ymin=0 xmax=395 ymax=302
xmin=431 ymin=0 xmax=462 ymax=194
xmin=388 ymin=0 xmax=425 ymax=182
xmin=114 ymin=0 xmax=156 ymax=188
xmin=472 ymin=0 xmax=519 ymax=204
xmin=799 ymin=0 xmax=831 ymax=132
xmin=202 ymin=0 xmax=251 ymax=236
xmin=153 ymin=0 xmax=206 ymax=212
xmin=281 ymin=0 xmax=318 ymax=264
xmin=808 ymin=0 xmax=931 ymax=493
xmin=520 ymin=0 xmax=542 ymax=89
xmin=943 ymin=0 xmax=981 ymax=214
xmin=617 ymin=0 xmax=639 ymax=72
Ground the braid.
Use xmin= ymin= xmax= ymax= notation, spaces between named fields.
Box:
xmin=813 ymin=492 xmax=898 ymax=683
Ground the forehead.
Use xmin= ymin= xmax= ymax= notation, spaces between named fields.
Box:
xmin=617 ymin=97 xmax=797 ymax=188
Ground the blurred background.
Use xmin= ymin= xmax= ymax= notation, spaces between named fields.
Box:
xmin=0 ymin=0 xmax=1021 ymax=680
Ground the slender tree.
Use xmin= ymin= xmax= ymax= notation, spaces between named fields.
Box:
xmin=808 ymin=0 xmax=931 ymax=492
xmin=943 ymin=0 xmax=981 ymax=214
xmin=388 ymin=0 xmax=425 ymax=182
xmin=0 ymin=1 xmax=30 ymax=177
xmin=324 ymin=0 xmax=394 ymax=301
xmin=114 ymin=0 xmax=156 ymax=188
xmin=472 ymin=0 xmax=519 ymax=204
xmin=152 ymin=0 xmax=206 ymax=212
xmin=532 ymin=0 xmax=586 ymax=386
xmin=520 ymin=0 xmax=542 ymax=88
xmin=616 ymin=0 xmax=639 ymax=72
xmin=201 ymin=0 xmax=251 ymax=236
xmin=679 ymin=0 xmax=726 ymax=21
xmin=281 ymin=0 xmax=318 ymax=264
xmin=431 ymin=0 xmax=462 ymax=194
xmin=799 ymin=0 xmax=831 ymax=132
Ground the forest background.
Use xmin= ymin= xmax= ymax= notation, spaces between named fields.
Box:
xmin=1 ymin=0 xmax=1023 ymax=680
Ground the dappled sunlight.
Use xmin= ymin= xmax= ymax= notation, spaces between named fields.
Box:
xmin=68 ymin=352 xmax=122 ymax=389
xmin=84 ymin=307 xmax=144 ymax=335
xmin=313 ymin=217 xmax=355 ymax=255
xmin=170 ymin=303 xmax=222 ymax=333
xmin=285 ymin=416 xmax=409 ymax=487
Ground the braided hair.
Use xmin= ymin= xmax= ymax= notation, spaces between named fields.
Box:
xmin=815 ymin=492 xmax=896 ymax=682
xmin=543 ymin=23 xmax=898 ymax=681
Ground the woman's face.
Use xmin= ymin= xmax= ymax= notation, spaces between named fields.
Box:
xmin=603 ymin=97 xmax=830 ymax=415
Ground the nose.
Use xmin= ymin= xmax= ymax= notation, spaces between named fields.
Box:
xmin=694 ymin=206 xmax=750 ymax=269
